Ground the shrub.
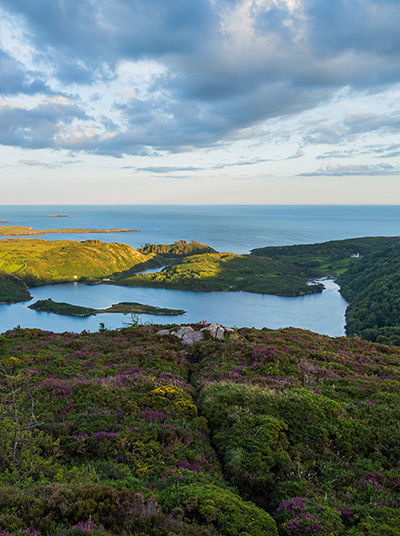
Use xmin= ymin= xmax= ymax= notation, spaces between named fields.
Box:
xmin=161 ymin=483 xmax=278 ymax=536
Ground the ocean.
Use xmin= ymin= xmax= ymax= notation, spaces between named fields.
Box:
xmin=1 ymin=205 xmax=400 ymax=254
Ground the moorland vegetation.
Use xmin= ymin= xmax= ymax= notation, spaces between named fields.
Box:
xmin=0 ymin=324 xmax=399 ymax=535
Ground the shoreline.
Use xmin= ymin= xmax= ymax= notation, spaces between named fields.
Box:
xmin=0 ymin=226 xmax=140 ymax=236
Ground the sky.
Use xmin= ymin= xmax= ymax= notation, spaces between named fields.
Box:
xmin=0 ymin=0 xmax=400 ymax=204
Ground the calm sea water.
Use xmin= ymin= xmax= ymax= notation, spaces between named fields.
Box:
xmin=1 ymin=205 xmax=400 ymax=254
xmin=0 ymin=205 xmax=399 ymax=335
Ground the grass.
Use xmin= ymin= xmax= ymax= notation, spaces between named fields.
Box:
xmin=113 ymin=253 xmax=322 ymax=296
xmin=0 ymin=238 xmax=147 ymax=287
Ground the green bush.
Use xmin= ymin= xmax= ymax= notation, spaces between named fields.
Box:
xmin=161 ymin=483 xmax=278 ymax=536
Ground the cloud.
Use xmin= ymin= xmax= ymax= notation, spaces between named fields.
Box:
xmin=305 ymin=113 xmax=400 ymax=145
xmin=317 ymin=143 xmax=400 ymax=160
xmin=0 ymin=98 xmax=90 ymax=150
xmin=287 ymin=148 xmax=305 ymax=160
xmin=18 ymin=158 xmax=81 ymax=168
xmin=0 ymin=50 xmax=52 ymax=95
xmin=317 ymin=150 xmax=355 ymax=159
xmin=124 ymin=158 xmax=273 ymax=174
xmin=299 ymin=163 xmax=400 ymax=177
xmin=133 ymin=166 xmax=202 ymax=174
xmin=1 ymin=1 xmax=400 ymax=154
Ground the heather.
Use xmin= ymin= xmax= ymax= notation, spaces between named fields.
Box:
xmin=192 ymin=327 xmax=400 ymax=535
xmin=0 ymin=325 xmax=276 ymax=536
xmin=1 ymin=324 xmax=399 ymax=535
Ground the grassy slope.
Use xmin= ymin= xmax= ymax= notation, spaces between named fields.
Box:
xmin=0 ymin=238 xmax=147 ymax=287
xmin=113 ymin=253 xmax=322 ymax=296
xmin=0 ymin=325 xmax=399 ymax=535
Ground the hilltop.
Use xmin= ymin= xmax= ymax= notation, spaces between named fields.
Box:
xmin=0 ymin=324 xmax=399 ymax=535
xmin=0 ymin=239 xmax=147 ymax=302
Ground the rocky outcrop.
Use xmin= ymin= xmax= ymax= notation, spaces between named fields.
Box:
xmin=156 ymin=323 xmax=233 ymax=345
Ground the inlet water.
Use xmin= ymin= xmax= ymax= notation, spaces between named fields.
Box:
xmin=0 ymin=279 xmax=348 ymax=337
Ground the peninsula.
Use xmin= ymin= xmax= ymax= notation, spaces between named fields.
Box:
xmin=0 ymin=225 xmax=140 ymax=236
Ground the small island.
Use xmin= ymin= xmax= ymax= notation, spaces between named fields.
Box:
xmin=0 ymin=225 xmax=140 ymax=236
xmin=49 ymin=214 xmax=67 ymax=218
xmin=28 ymin=298 xmax=186 ymax=317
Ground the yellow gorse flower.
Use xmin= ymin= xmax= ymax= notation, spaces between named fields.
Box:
xmin=2 ymin=356 xmax=22 ymax=366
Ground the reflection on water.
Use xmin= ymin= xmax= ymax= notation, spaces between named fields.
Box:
xmin=0 ymin=279 xmax=348 ymax=337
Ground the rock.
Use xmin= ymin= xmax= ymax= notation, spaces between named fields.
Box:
xmin=201 ymin=323 xmax=226 ymax=339
xmin=156 ymin=329 xmax=171 ymax=336
xmin=215 ymin=326 xmax=225 ymax=340
xmin=172 ymin=326 xmax=195 ymax=339
xmin=158 ymin=323 xmax=232 ymax=345
xmin=182 ymin=331 xmax=204 ymax=346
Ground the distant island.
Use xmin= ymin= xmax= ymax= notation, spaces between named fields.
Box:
xmin=49 ymin=214 xmax=68 ymax=218
xmin=0 ymin=225 xmax=140 ymax=236
xmin=29 ymin=298 xmax=186 ymax=317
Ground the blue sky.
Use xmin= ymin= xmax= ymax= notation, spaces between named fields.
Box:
xmin=1 ymin=0 xmax=400 ymax=204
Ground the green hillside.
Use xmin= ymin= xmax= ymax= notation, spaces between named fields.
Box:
xmin=0 ymin=325 xmax=399 ymax=535
xmin=0 ymin=238 xmax=146 ymax=287
xmin=113 ymin=252 xmax=321 ymax=295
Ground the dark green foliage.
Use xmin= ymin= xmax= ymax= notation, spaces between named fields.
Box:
xmin=253 ymin=236 xmax=400 ymax=344
xmin=138 ymin=240 xmax=216 ymax=256
xmin=251 ymin=236 xmax=400 ymax=262
xmin=115 ymin=253 xmax=321 ymax=296
xmin=28 ymin=299 xmax=185 ymax=317
xmin=161 ymin=483 xmax=278 ymax=536
xmin=0 ymin=273 xmax=31 ymax=303
xmin=29 ymin=298 xmax=96 ymax=316
xmin=339 ymin=243 xmax=400 ymax=343
xmin=192 ymin=327 xmax=400 ymax=534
